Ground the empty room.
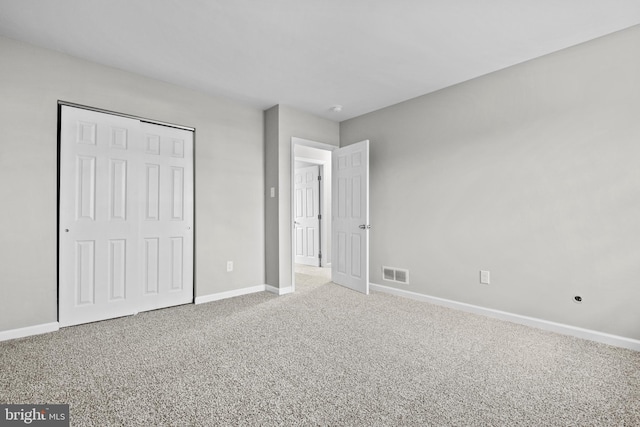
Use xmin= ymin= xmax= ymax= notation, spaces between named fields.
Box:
xmin=1 ymin=1 xmax=639 ymax=425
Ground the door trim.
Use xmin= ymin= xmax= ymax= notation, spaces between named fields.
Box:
xmin=58 ymin=101 xmax=195 ymax=131
xmin=56 ymin=101 xmax=197 ymax=325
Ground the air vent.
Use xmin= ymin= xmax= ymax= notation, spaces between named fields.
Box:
xmin=382 ymin=266 xmax=409 ymax=284
xmin=383 ymin=267 xmax=395 ymax=281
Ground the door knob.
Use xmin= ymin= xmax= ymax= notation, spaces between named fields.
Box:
xmin=359 ymin=224 xmax=371 ymax=230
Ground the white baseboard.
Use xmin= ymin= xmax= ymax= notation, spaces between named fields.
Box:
xmin=370 ymin=283 xmax=640 ymax=352
xmin=266 ymin=285 xmax=293 ymax=295
xmin=0 ymin=322 xmax=59 ymax=343
xmin=195 ymin=285 xmax=267 ymax=304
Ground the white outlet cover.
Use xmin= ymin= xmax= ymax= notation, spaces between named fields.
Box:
xmin=480 ymin=270 xmax=490 ymax=284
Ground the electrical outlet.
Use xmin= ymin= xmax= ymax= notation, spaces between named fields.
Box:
xmin=226 ymin=261 xmax=233 ymax=272
xmin=480 ymin=270 xmax=490 ymax=284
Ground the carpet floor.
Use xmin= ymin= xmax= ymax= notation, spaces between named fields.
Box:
xmin=1 ymin=268 xmax=638 ymax=426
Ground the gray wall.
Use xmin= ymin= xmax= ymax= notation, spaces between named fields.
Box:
xmin=264 ymin=105 xmax=339 ymax=288
xmin=340 ymin=25 xmax=640 ymax=340
xmin=264 ymin=106 xmax=280 ymax=287
xmin=0 ymin=36 xmax=265 ymax=332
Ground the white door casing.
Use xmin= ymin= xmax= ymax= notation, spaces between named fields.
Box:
xmin=294 ymin=165 xmax=320 ymax=266
xmin=331 ymin=140 xmax=370 ymax=294
xmin=59 ymin=106 xmax=193 ymax=327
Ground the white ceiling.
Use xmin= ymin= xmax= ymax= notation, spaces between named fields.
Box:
xmin=1 ymin=0 xmax=639 ymax=121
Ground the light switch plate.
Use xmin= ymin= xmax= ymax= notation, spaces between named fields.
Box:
xmin=480 ymin=270 xmax=490 ymax=284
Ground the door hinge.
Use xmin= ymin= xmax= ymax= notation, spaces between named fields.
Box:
xmin=318 ymin=214 xmax=322 ymax=220
xmin=319 ymin=252 xmax=322 ymax=259
xmin=318 ymin=175 xmax=322 ymax=181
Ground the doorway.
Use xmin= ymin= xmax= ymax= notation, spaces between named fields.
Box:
xmin=291 ymin=137 xmax=371 ymax=295
xmin=291 ymin=138 xmax=334 ymax=292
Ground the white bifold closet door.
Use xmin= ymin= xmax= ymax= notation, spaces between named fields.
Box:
xmin=59 ymin=106 xmax=194 ymax=327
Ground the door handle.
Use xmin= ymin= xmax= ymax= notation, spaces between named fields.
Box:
xmin=359 ymin=224 xmax=371 ymax=230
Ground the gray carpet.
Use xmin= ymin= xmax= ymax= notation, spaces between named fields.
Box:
xmin=1 ymin=269 xmax=638 ymax=426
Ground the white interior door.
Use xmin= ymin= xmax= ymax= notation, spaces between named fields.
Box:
xmin=59 ymin=106 xmax=194 ymax=327
xmin=331 ymin=140 xmax=369 ymax=294
xmin=294 ymin=165 xmax=320 ymax=266
xmin=137 ymin=121 xmax=194 ymax=312
xmin=59 ymin=107 xmax=140 ymax=326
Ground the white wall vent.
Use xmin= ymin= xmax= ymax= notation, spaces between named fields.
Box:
xmin=382 ymin=266 xmax=409 ymax=284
